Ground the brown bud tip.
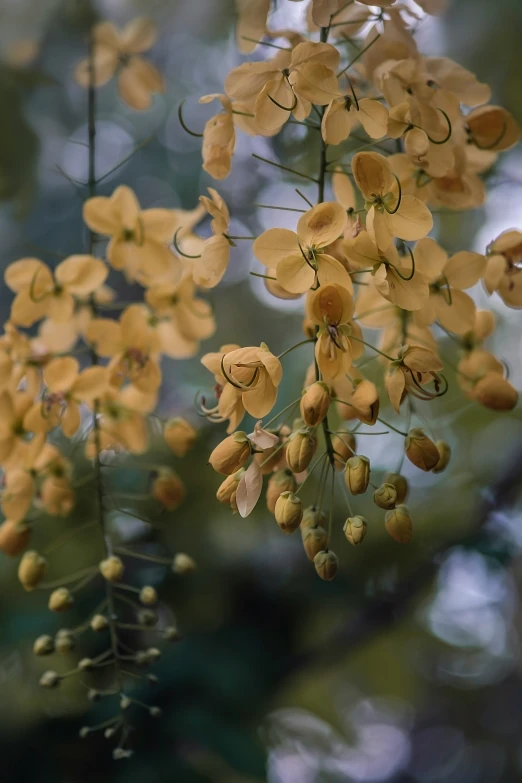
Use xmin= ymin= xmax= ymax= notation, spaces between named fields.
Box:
xmin=300 ymin=382 xmax=331 ymax=427
xmin=343 ymin=515 xmax=368 ymax=546
xmin=344 ymin=455 xmax=370 ymax=495
xmin=373 ymin=483 xmax=397 ymax=510
xmin=432 ymin=440 xmax=451 ymax=473
xmin=209 ymin=432 xmax=251 ymax=475
xmin=384 ymin=473 xmax=409 ymax=503
xmin=274 ymin=491 xmax=303 ymax=534
xmin=314 ymin=550 xmax=338 ymax=581
xmin=99 ymin=555 xmax=124 ymax=583
xmin=385 ymin=504 xmax=413 ymax=544
xmin=404 ymin=428 xmax=439 ymax=472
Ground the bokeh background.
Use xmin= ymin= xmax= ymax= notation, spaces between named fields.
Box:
xmin=0 ymin=0 xmax=522 ymax=781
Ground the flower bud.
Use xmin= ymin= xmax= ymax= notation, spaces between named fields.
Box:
xmin=384 ymin=473 xmax=408 ymax=504
xmin=432 ymin=440 xmax=451 ymax=474
xmin=344 ymin=455 xmax=370 ymax=495
xmin=274 ymin=491 xmax=303 ymax=534
xmin=163 ymin=417 xmax=197 ymax=456
xmin=146 ymin=647 xmax=161 ymax=662
xmin=266 ymin=469 xmax=296 ymax=514
xmin=152 ymin=469 xmax=185 ymax=510
xmin=140 ymin=585 xmax=158 ymax=606
xmin=55 ymin=629 xmax=75 ymax=653
xmin=314 ymin=550 xmax=338 ymax=581
xmin=385 ymin=504 xmax=413 ymax=544
xmin=138 ymin=609 xmax=158 ymax=626
xmin=343 ymin=515 xmax=367 ymax=546
xmin=300 ymin=382 xmax=331 ymax=426
xmin=0 ymin=520 xmax=30 ymax=556
xmin=39 ymin=670 xmax=60 ymax=689
xmin=78 ymin=657 xmax=94 ymax=672
xmin=300 ymin=506 xmax=326 ymax=533
xmin=302 ymin=526 xmax=328 ymax=560
xmin=209 ymin=432 xmax=251 ymax=475
xmin=164 ymin=625 xmax=180 ymax=642
xmin=373 ymin=483 xmax=397 ymax=510
xmin=49 ymin=587 xmax=73 ymax=612
xmin=18 ymin=550 xmax=47 ymax=591
xmin=473 ymin=373 xmax=518 ymax=411
xmin=33 ymin=635 xmax=54 ymax=656
xmin=216 ymin=469 xmax=244 ymax=505
xmin=172 ymin=553 xmax=196 ymax=574
xmin=99 ymin=555 xmax=124 ymax=583
xmin=149 ymin=706 xmax=162 ymax=718
xmin=285 ymin=431 xmax=316 ymax=473
xmin=90 ymin=614 xmax=109 ymax=632
xmin=404 ymin=428 xmax=439 ymax=472
xmin=332 ymin=431 xmax=356 ymax=471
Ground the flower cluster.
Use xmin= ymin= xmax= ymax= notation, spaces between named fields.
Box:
xmin=192 ymin=0 xmax=520 ymax=580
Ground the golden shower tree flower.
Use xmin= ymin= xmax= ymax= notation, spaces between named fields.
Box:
xmin=5 ymin=255 xmax=108 ymax=327
xmin=200 ymin=344 xmax=246 ymax=433
xmin=225 ymin=41 xmax=340 ymax=132
xmin=199 ymin=94 xmax=236 ymax=180
xmin=188 ymin=189 xmax=232 ymax=289
xmin=306 ymin=284 xmax=364 ymax=381
xmin=0 ymin=390 xmax=40 ymax=468
xmin=465 ymin=105 xmax=520 ymax=153
xmin=83 ymin=185 xmax=182 ymax=281
xmin=321 ymin=94 xmax=388 ymax=145
xmin=386 ymin=97 xmax=456 ymax=177
xmin=1 ymin=439 xmax=65 ymax=524
xmin=385 ymin=345 xmax=444 ymax=413
xmin=254 ymin=201 xmax=352 ymax=294
xmin=343 ymin=230 xmax=430 ymax=310
xmin=74 ymin=18 xmax=164 ymax=110
xmin=351 ymin=151 xmax=433 ymax=251
xmin=411 ymin=237 xmax=486 ymax=334
xmin=218 ymin=344 xmax=283 ymax=419
xmin=483 ymin=229 xmax=522 ymax=309
xmin=457 ymin=350 xmax=518 ymax=411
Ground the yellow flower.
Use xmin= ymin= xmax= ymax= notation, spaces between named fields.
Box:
xmin=83 ymin=185 xmax=182 ymax=281
xmin=5 ymin=255 xmax=107 ymax=327
xmin=199 ymin=94 xmax=235 ymax=180
xmin=74 ymin=18 xmax=164 ymax=110
xmin=0 ymin=390 xmax=41 ymax=468
xmin=351 ymin=151 xmax=433 ymax=251
xmin=483 ymin=229 xmax=522 ymax=309
xmin=1 ymin=438 xmax=65 ymax=523
xmin=321 ymin=94 xmax=388 ymax=145
xmin=88 ymin=386 xmax=156 ymax=456
xmin=225 ymin=41 xmax=340 ymax=132
xmin=200 ymin=344 xmax=245 ymax=433
xmin=219 ymin=344 xmax=283 ymax=419
xmin=254 ymin=201 xmax=352 ymax=294
xmin=306 ymin=284 xmax=363 ymax=380
xmin=411 ymin=238 xmax=486 ymax=334
xmin=457 ymin=350 xmax=518 ymax=411
xmin=465 ymin=105 xmax=520 ymax=152
xmin=190 ymin=189 xmax=231 ymax=289
xmin=385 ymin=345 xmax=444 ymax=413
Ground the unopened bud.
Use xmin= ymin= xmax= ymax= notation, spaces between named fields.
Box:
xmin=344 ymin=455 xmax=370 ymax=495
xmin=78 ymin=657 xmax=94 ymax=672
xmin=39 ymin=670 xmax=60 ymax=689
xmin=152 ymin=469 xmax=185 ymax=510
xmin=300 ymin=382 xmax=331 ymax=426
xmin=302 ymin=526 xmax=328 ymax=560
xmin=90 ymin=614 xmax=109 ymax=632
xmin=266 ymin=469 xmax=297 ymax=514
xmin=0 ymin=520 xmax=31 ymax=556
xmin=432 ymin=440 xmax=451 ymax=473
xmin=216 ymin=469 xmax=244 ymax=504
xmin=300 ymin=505 xmax=326 ymax=533
xmin=274 ymin=491 xmax=303 ymax=533
xmin=314 ymin=550 xmax=338 ymax=581
xmin=33 ymin=635 xmax=54 ymax=656
xmin=404 ymin=428 xmax=439 ymax=472
xmin=164 ymin=625 xmax=180 ymax=642
xmin=146 ymin=647 xmax=161 ymax=662
xmin=113 ymin=748 xmax=133 ymax=760
xmin=209 ymin=432 xmax=251 ymax=475
xmin=55 ymin=629 xmax=75 ymax=653
xmin=18 ymin=550 xmax=47 ymax=591
xmin=79 ymin=727 xmax=91 ymax=738
xmin=149 ymin=706 xmax=162 ymax=718
xmin=163 ymin=417 xmax=197 ymax=456
xmin=120 ymin=695 xmax=131 ymax=710
xmin=104 ymin=727 xmax=117 ymax=739
xmin=49 ymin=587 xmax=73 ymax=612
xmin=140 ymin=585 xmax=158 ymax=606
xmin=172 ymin=553 xmax=196 ymax=574
xmin=99 ymin=555 xmax=124 ymax=583
xmin=373 ymin=483 xmax=397 ymax=510
xmin=473 ymin=373 xmax=518 ymax=411
xmin=343 ymin=515 xmax=367 ymax=546
xmin=285 ymin=430 xmax=316 ymax=473
xmin=384 ymin=473 xmax=408 ymax=503
xmin=385 ymin=504 xmax=413 ymax=544
xmin=332 ymin=430 xmax=356 ymax=471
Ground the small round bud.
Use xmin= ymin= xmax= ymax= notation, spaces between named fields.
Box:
xmin=384 ymin=473 xmax=408 ymax=504
xmin=146 ymin=647 xmax=161 ymax=662
xmin=55 ymin=629 xmax=75 ymax=653
xmin=140 ymin=586 xmax=158 ymax=606
xmin=79 ymin=727 xmax=90 ymax=739
xmin=404 ymin=428 xmax=439 ymax=472
xmin=300 ymin=506 xmax=326 ymax=534
xmin=33 ymin=635 xmax=54 ymax=656
xmin=300 ymin=382 xmax=331 ymax=427
xmin=209 ymin=432 xmax=251 ymax=475
xmin=135 ymin=651 xmax=150 ymax=666
xmin=373 ymin=483 xmax=397 ymax=510
xmin=343 ymin=515 xmax=367 ymax=546
xmin=49 ymin=587 xmax=73 ymax=613
xmin=172 ymin=553 xmax=196 ymax=574
xmin=163 ymin=417 xmax=197 ymax=456
xmin=113 ymin=748 xmax=133 ymax=760
xmin=432 ymin=440 xmax=451 ymax=474
xmin=138 ymin=608 xmax=158 ymax=626
xmin=385 ymin=504 xmax=413 ymax=544
xmin=18 ymin=550 xmax=47 ymax=591
xmin=149 ymin=706 xmax=162 ymax=718
xmin=331 ymin=431 xmax=356 ymax=471
xmin=99 ymin=555 xmax=124 ymax=583
xmin=147 ymin=674 xmax=159 ymax=685
xmin=104 ymin=727 xmax=117 ymax=739
xmin=0 ymin=520 xmax=31 ymax=556
xmin=285 ymin=431 xmax=316 ymax=474
xmin=302 ymin=526 xmax=328 ymax=561
xmin=274 ymin=491 xmax=303 ymax=534
xmin=90 ymin=614 xmax=109 ymax=632
xmin=163 ymin=626 xmax=181 ymax=642
xmin=152 ymin=469 xmax=185 ymax=510
xmin=39 ymin=670 xmax=60 ymax=689
xmin=78 ymin=657 xmax=94 ymax=672
xmin=314 ymin=550 xmax=338 ymax=581
xmin=344 ymin=455 xmax=370 ymax=495
xmin=266 ymin=469 xmax=297 ymax=514
xmin=120 ymin=695 xmax=131 ymax=710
